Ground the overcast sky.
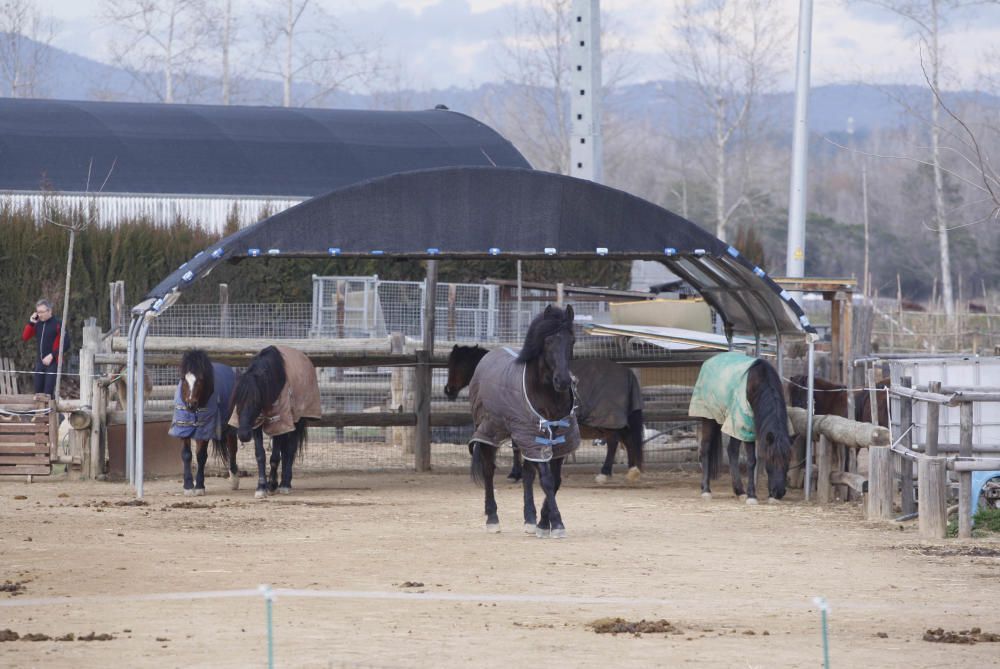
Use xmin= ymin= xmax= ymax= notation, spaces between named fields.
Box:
xmin=41 ymin=0 xmax=1000 ymax=91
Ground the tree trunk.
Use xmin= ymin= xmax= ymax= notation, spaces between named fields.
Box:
xmin=283 ymin=0 xmax=294 ymax=107
xmin=165 ymin=6 xmax=175 ymax=103
xmin=715 ymin=97 xmax=727 ymax=241
xmin=930 ymin=1 xmax=953 ymax=318
xmin=221 ymin=0 xmax=231 ymax=105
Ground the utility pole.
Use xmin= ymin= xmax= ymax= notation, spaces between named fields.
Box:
xmin=785 ymin=0 xmax=814 ymax=278
xmin=570 ymin=0 xmax=602 ymax=183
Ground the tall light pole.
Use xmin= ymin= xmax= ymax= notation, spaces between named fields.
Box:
xmin=785 ymin=0 xmax=814 ymax=278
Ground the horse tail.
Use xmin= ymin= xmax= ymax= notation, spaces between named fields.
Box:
xmin=706 ymin=421 xmax=722 ymax=481
xmin=627 ymin=409 xmax=644 ymax=470
xmin=211 ymin=437 xmax=230 ymax=466
xmin=470 ymin=441 xmax=489 ymax=487
xmin=289 ymin=419 xmax=308 ymax=464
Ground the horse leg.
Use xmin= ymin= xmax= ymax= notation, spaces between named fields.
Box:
xmin=226 ymin=433 xmax=240 ymax=490
xmin=728 ymin=437 xmax=745 ymax=498
xmin=744 ymin=441 xmax=759 ymax=505
xmin=521 ymin=459 xmax=538 ymax=533
xmin=622 ymin=430 xmax=641 ymax=483
xmin=253 ymin=429 xmax=268 ymax=499
xmin=194 ymin=440 xmax=208 ymax=495
xmin=268 ymin=438 xmax=280 ymax=492
xmin=278 ymin=435 xmax=296 ymax=494
xmin=699 ymin=420 xmax=713 ymax=498
xmin=481 ymin=444 xmax=500 ymax=532
xmin=595 ymin=437 xmax=615 ymax=484
xmin=537 ymin=459 xmax=565 ymax=539
xmin=181 ymin=438 xmax=194 ymax=495
xmin=507 ymin=447 xmax=523 ymax=483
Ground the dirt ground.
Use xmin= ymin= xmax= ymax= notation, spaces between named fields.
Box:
xmin=2 ymin=467 xmax=999 ymax=668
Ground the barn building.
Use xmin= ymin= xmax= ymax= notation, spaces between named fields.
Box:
xmin=0 ymin=98 xmax=530 ymax=230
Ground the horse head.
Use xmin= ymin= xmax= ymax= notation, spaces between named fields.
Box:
xmin=233 ymin=346 xmax=286 ymax=443
xmin=444 ymin=345 xmax=488 ymax=400
xmin=179 ymin=349 xmax=214 ymax=413
xmin=517 ymin=304 xmax=576 ymax=393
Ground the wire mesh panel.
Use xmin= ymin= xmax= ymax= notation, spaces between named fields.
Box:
xmin=144 ymin=277 xmax=724 ymax=474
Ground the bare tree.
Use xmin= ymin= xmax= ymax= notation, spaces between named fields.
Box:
xmin=103 ymin=0 xmax=211 ymax=103
xmin=853 ymin=0 xmax=1000 ymax=317
xmin=0 ymin=0 xmax=56 ymax=98
xmin=484 ymin=0 xmax=634 ymax=174
xmin=256 ymin=0 xmax=380 ymax=108
xmin=668 ymin=0 xmax=789 ymax=242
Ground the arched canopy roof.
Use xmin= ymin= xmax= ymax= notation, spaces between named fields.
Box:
xmin=146 ymin=167 xmax=814 ymax=337
xmin=0 ymin=99 xmax=528 ymax=197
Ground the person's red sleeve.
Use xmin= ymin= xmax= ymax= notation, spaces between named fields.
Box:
xmin=51 ymin=325 xmax=61 ymax=358
xmin=22 ymin=323 xmax=35 ymax=341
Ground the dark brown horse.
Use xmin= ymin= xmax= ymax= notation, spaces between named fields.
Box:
xmin=692 ymin=352 xmax=792 ymax=503
xmin=787 ymin=375 xmax=889 ymax=426
xmin=446 ymin=344 xmax=644 ymax=484
xmin=468 ymin=305 xmax=578 ymax=537
xmin=168 ymin=350 xmax=239 ymax=495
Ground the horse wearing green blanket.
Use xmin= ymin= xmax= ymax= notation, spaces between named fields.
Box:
xmin=689 ymin=351 xmax=791 ymax=503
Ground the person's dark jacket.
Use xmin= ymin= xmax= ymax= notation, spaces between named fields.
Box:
xmin=22 ymin=318 xmax=62 ymax=364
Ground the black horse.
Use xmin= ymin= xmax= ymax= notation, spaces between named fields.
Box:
xmin=446 ymin=344 xmax=644 ymax=483
xmin=468 ymin=305 xmax=578 ymax=538
xmin=232 ymin=346 xmax=318 ymax=499
xmin=691 ymin=352 xmax=791 ymax=503
xmin=168 ymin=350 xmax=239 ymax=495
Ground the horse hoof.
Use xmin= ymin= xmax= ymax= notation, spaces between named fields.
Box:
xmin=183 ymin=488 xmax=195 ymax=497
xmin=523 ymin=523 xmax=536 ymax=534
xmin=626 ymin=466 xmax=641 ymax=483
xmin=746 ymin=497 xmax=758 ymax=505
xmin=535 ymin=527 xmax=551 ymax=539
xmin=486 ymin=523 xmax=500 ymax=534
xmin=767 ymin=497 xmax=779 ymax=505
xmin=193 ymin=488 xmax=205 ymax=497
xmin=594 ymin=473 xmax=609 ymax=485
xmin=229 ymin=476 xmax=240 ymax=490
xmin=701 ymin=492 xmax=712 ymax=500
xmin=277 ymin=487 xmax=292 ymax=495
xmin=254 ymin=489 xmax=268 ymax=499
xmin=550 ymin=528 xmax=567 ymax=539
xmin=506 ymin=476 xmax=521 ymax=484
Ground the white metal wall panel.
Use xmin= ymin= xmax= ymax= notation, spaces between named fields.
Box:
xmin=889 ymin=357 xmax=1000 ymax=449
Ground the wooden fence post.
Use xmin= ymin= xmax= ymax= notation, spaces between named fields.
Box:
xmin=817 ymin=435 xmax=833 ymax=504
xmin=925 ymin=381 xmax=941 ymax=456
xmin=389 ymin=333 xmax=414 ymax=452
xmin=78 ymin=319 xmax=100 ymax=478
xmin=219 ymin=283 xmax=230 ymax=338
xmin=868 ymin=446 xmax=894 ymax=521
xmin=958 ymin=402 xmax=974 ymax=539
xmin=899 ymin=376 xmax=915 ymax=515
xmin=918 ymin=456 xmax=948 ymax=539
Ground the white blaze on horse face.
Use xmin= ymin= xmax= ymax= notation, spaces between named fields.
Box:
xmin=185 ymin=372 xmax=196 ymax=399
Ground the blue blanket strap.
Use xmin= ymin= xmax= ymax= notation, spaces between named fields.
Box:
xmin=539 ymin=418 xmax=570 ymax=429
xmin=534 ymin=435 xmax=566 ymax=446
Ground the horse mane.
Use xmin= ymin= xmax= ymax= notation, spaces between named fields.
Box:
xmin=233 ymin=345 xmax=286 ymax=416
xmin=454 ymin=345 xmax=489 ymax=366
xmin=516 ymin=306 xmax=574 ymax=364
xmin=180 ymin=349 xmax=215 ymax=407
xmin=747 ymin=358 xmax=791 ymax=467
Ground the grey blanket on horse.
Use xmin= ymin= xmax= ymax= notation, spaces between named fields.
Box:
xmin=168 ymin=363 xmax=236 ymax=442
xmin=229 ymin=345 xmax=321 ymax=436
xmin=570 ymin=359 xmax=643 ymax=428
xmin=468 ymin=349 xmax=580 ymax=462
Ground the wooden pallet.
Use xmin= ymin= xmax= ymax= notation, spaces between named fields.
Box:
xmin=0 ymin=393 xmax=53 ymax=476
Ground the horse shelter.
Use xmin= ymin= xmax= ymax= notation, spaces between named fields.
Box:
xmin=120 ymin=163 xmax=820 ymax=498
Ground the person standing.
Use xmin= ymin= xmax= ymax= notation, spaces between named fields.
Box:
xmin=21 ymin=299 xmax=62 ymax=397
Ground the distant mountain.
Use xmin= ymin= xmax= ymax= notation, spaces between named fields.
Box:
xmin=6 ymin=35 xmax=1000 ymax=137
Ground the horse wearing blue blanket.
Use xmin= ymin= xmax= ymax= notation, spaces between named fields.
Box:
xmin=168 ymin=350 xmax=239 ymax=495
